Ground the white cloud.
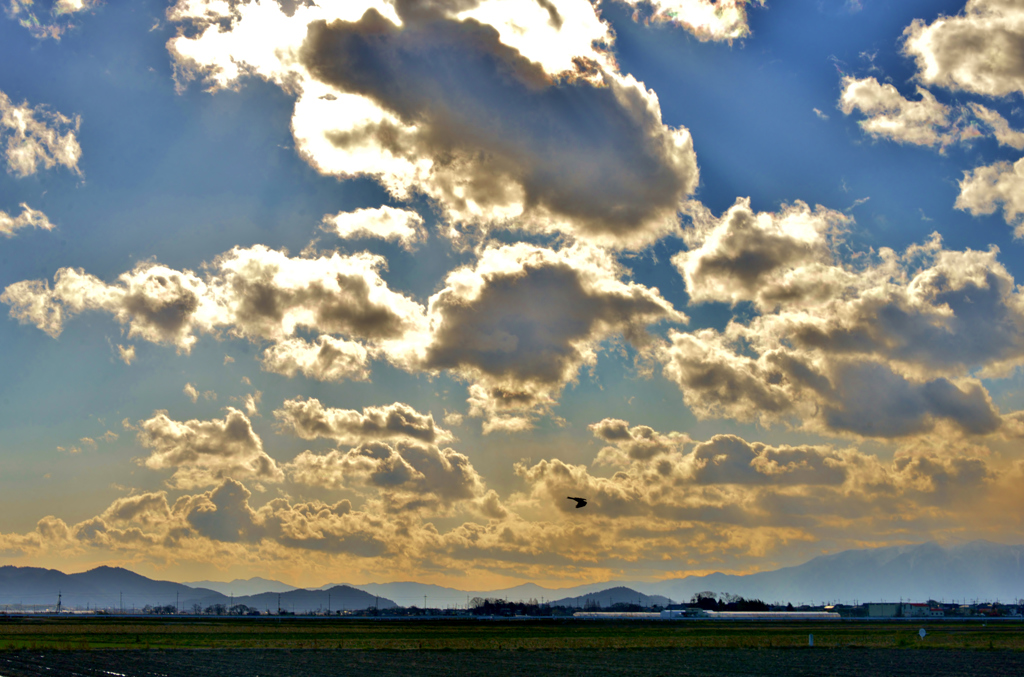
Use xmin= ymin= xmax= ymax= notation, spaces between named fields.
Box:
xmin=956 ymin=157 xmax=1024 ymax=236
xmin=183 ymin=382 xmax=199 ymax=403
xmin=903 ymin=0 xmax=1024 ymax=98
xmin=116 ymin=344 xmax=136 ymax=365
xmin=968 ymin=103 xmax=1024 ymax=150
xmin=0 ymin=203 xmax=55 ymax=238
xmin=0 ymin=89 xmax=81 ymax=176
xmin=6 ymin=0 xmax=97 ymax=39
xmin=2 ymin=244 xmax=427 ymax=356
xmin=838 ymin=76 xmax=955 ymax=147
xmin=321 ymin=206 xmax=426 ymax=251
xmin=242 ymin=391 xmax=260 ymax=417
xmin=620 ymin=0 xmax=766 ymax=42
xmin=261 ymin=334 xmax=372 ymax=382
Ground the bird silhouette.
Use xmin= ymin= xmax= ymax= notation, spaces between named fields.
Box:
xmin=567 ymin=496 xmax=588 ymax=509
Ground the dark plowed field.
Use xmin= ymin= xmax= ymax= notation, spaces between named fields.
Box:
xmin=1 ymin=649 xmax=1022 ymax=677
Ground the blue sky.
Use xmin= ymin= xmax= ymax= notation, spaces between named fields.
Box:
xmin=1 ymin=0 xmax=1023 ymax=588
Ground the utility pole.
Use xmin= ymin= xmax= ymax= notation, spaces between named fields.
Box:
xmin=424 ymin=595 xmax=428 ymax=611
xmin=278 ymin=594 xmax=281 ymax=615
xmin=176 ymin=591 xmax=179 ymax=615
xmin=328 ymin=593 xmax=331 ymax=616
xmin=120 ymin=592 xmax=123 ymax=615
xmin=56 ymin=591 xmax=61 ymax=615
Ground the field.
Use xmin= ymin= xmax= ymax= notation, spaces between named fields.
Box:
xmin=0 ymin=616 xmax=1022 ymax=651
xmin=2 ymin=648 xmax=1024 ymax=677
xmin=2 ymin=618 xmax=1024 ymax=676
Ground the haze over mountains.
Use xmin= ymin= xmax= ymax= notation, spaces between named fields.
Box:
xmin=183 ymin=577 xmax=299 ymax=597
xmin=2 ymin=542 xmax=1021 ymax=611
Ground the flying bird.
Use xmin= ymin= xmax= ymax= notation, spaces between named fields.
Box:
xmin=567 ymin=496 xmax=588 ymax=509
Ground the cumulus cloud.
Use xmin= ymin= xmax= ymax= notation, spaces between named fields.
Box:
xmin=184 ymin=382 xmax=199 ymax=403
xmin=167 ymin=0 xmax=698 ymax=247
xmin=0 ymin=203 xmax=55 ymax=238
xmin=515 ymin=422 xmax=997 ymax=540
xmin=0 ymin=420 xmax=1011 ymax=580
xmin=136 ymin=407 xmax=284 ymax=489
xmin=663 ymin=204 xmax=1024 ymax=438
xmin=176 ymin=479 xmax=373 ymax=552
xmin=418 ymin=242 xmax=686 ymax=428
xmin=274 ymin=397 xmax=453 ymax=446
xmin=590 ymin=417 xmax=689 ymax=465
xmin=956 ymin=157 xmax=1024 ymax=236
xmin=102 ymin=492 xmax=172 ymax=528
xmin=260 ymin=334 xmax=372 ymax=382
xmin=206 ymin=245 xmax=427 ymax=345
xmin=621 ymin=0 xmax=765 ymax=42
xmin=0 ymin=89 xmax=81 ymax=176
xmin=1 ymin=262 xmax=210 ymax=349
xmin=675 ymin=198 xmax=848 ymax=310
xmin=903 ymin=0 xmax=1024 ymax=98
xmin=321 ymin=205 xmax=426 ymax=250
xmin=1 ymin=244 xmax=427 ymax=357
xmin=287 ymin=439 xmax=489 ymax=513
xmin=838 ymin=76 xmax=956 ymax=147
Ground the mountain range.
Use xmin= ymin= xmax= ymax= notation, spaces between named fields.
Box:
xmin=2 ymin=541 xmax=1022 ymax=611
xmin=0 ymin=566 xmax=394 ymax=611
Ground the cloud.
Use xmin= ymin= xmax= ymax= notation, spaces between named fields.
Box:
xmin=662 ymin=204 xmax=1024 ymax=438
xmin=903 ymin=0 xmax=1024 ymax=98
xmin=168 ymin=0 xmax=699 ymax=248
xmin=241 ymin=391 xmax=260 ymax=417
xmin=0 ymin=203 xmax=55 ymax=238
xmin=5 ymin=0 xmax=97 ymax=39
xmin=174 ymin=478 xmax=398 ymax=556
xmin=321 ymin=205 xmax=426 ymax=251
xmin=1 ymin=262 xmax=210 ymax=349
xmin=136 ymin=407 xmax=284 ymax=488
xmin=590 ymin=417 xmax=689 ymax=465
xmin=2 ymin=244 xmax=427 ymax=357
xmin=675 ymin=198 xmax=849 ymax=310
xmin=418 ymin=242 xmax=686 ymax=428
xmin=102 ymin=492 xmax=172 ymax=527
xmin=183 ymin=382 xmax=199 ymax=403
xmin=274 ymin=397 xmax=454 ymax=446
xmin=956 ymin=156 xmax=1024 ymax=236
xmin=838 ymin=76 xmax=956 ymax=147
xmin=287 ymin=439 xmax=489 ymax=513
xmin=116 ymin=344 xmax=136 ymax=365
xmin=515 ymin=422 xmax=998 ymax=535
xmin=206 ymin=245 xmax=427 ymax=344
xmin=0 ymin=89 xmax=81 ymax=176
xmin=260 ymin=334 xmax=372 ymax=382
xmin=968 ymin=103 xmax=1024 ymax=150
xmin=622 ymin=0 xmax=766 ymax=42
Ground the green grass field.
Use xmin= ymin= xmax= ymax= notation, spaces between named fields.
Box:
xmin=0 ymin=617 xmax=1021 ymax=651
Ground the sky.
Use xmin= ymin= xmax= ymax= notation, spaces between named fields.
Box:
xmin=1 ymin=0 xmax=1024 ymax=590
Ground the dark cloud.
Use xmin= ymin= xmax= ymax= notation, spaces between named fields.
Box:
xmin=299 ymin=10 xmax=697 ymax=244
